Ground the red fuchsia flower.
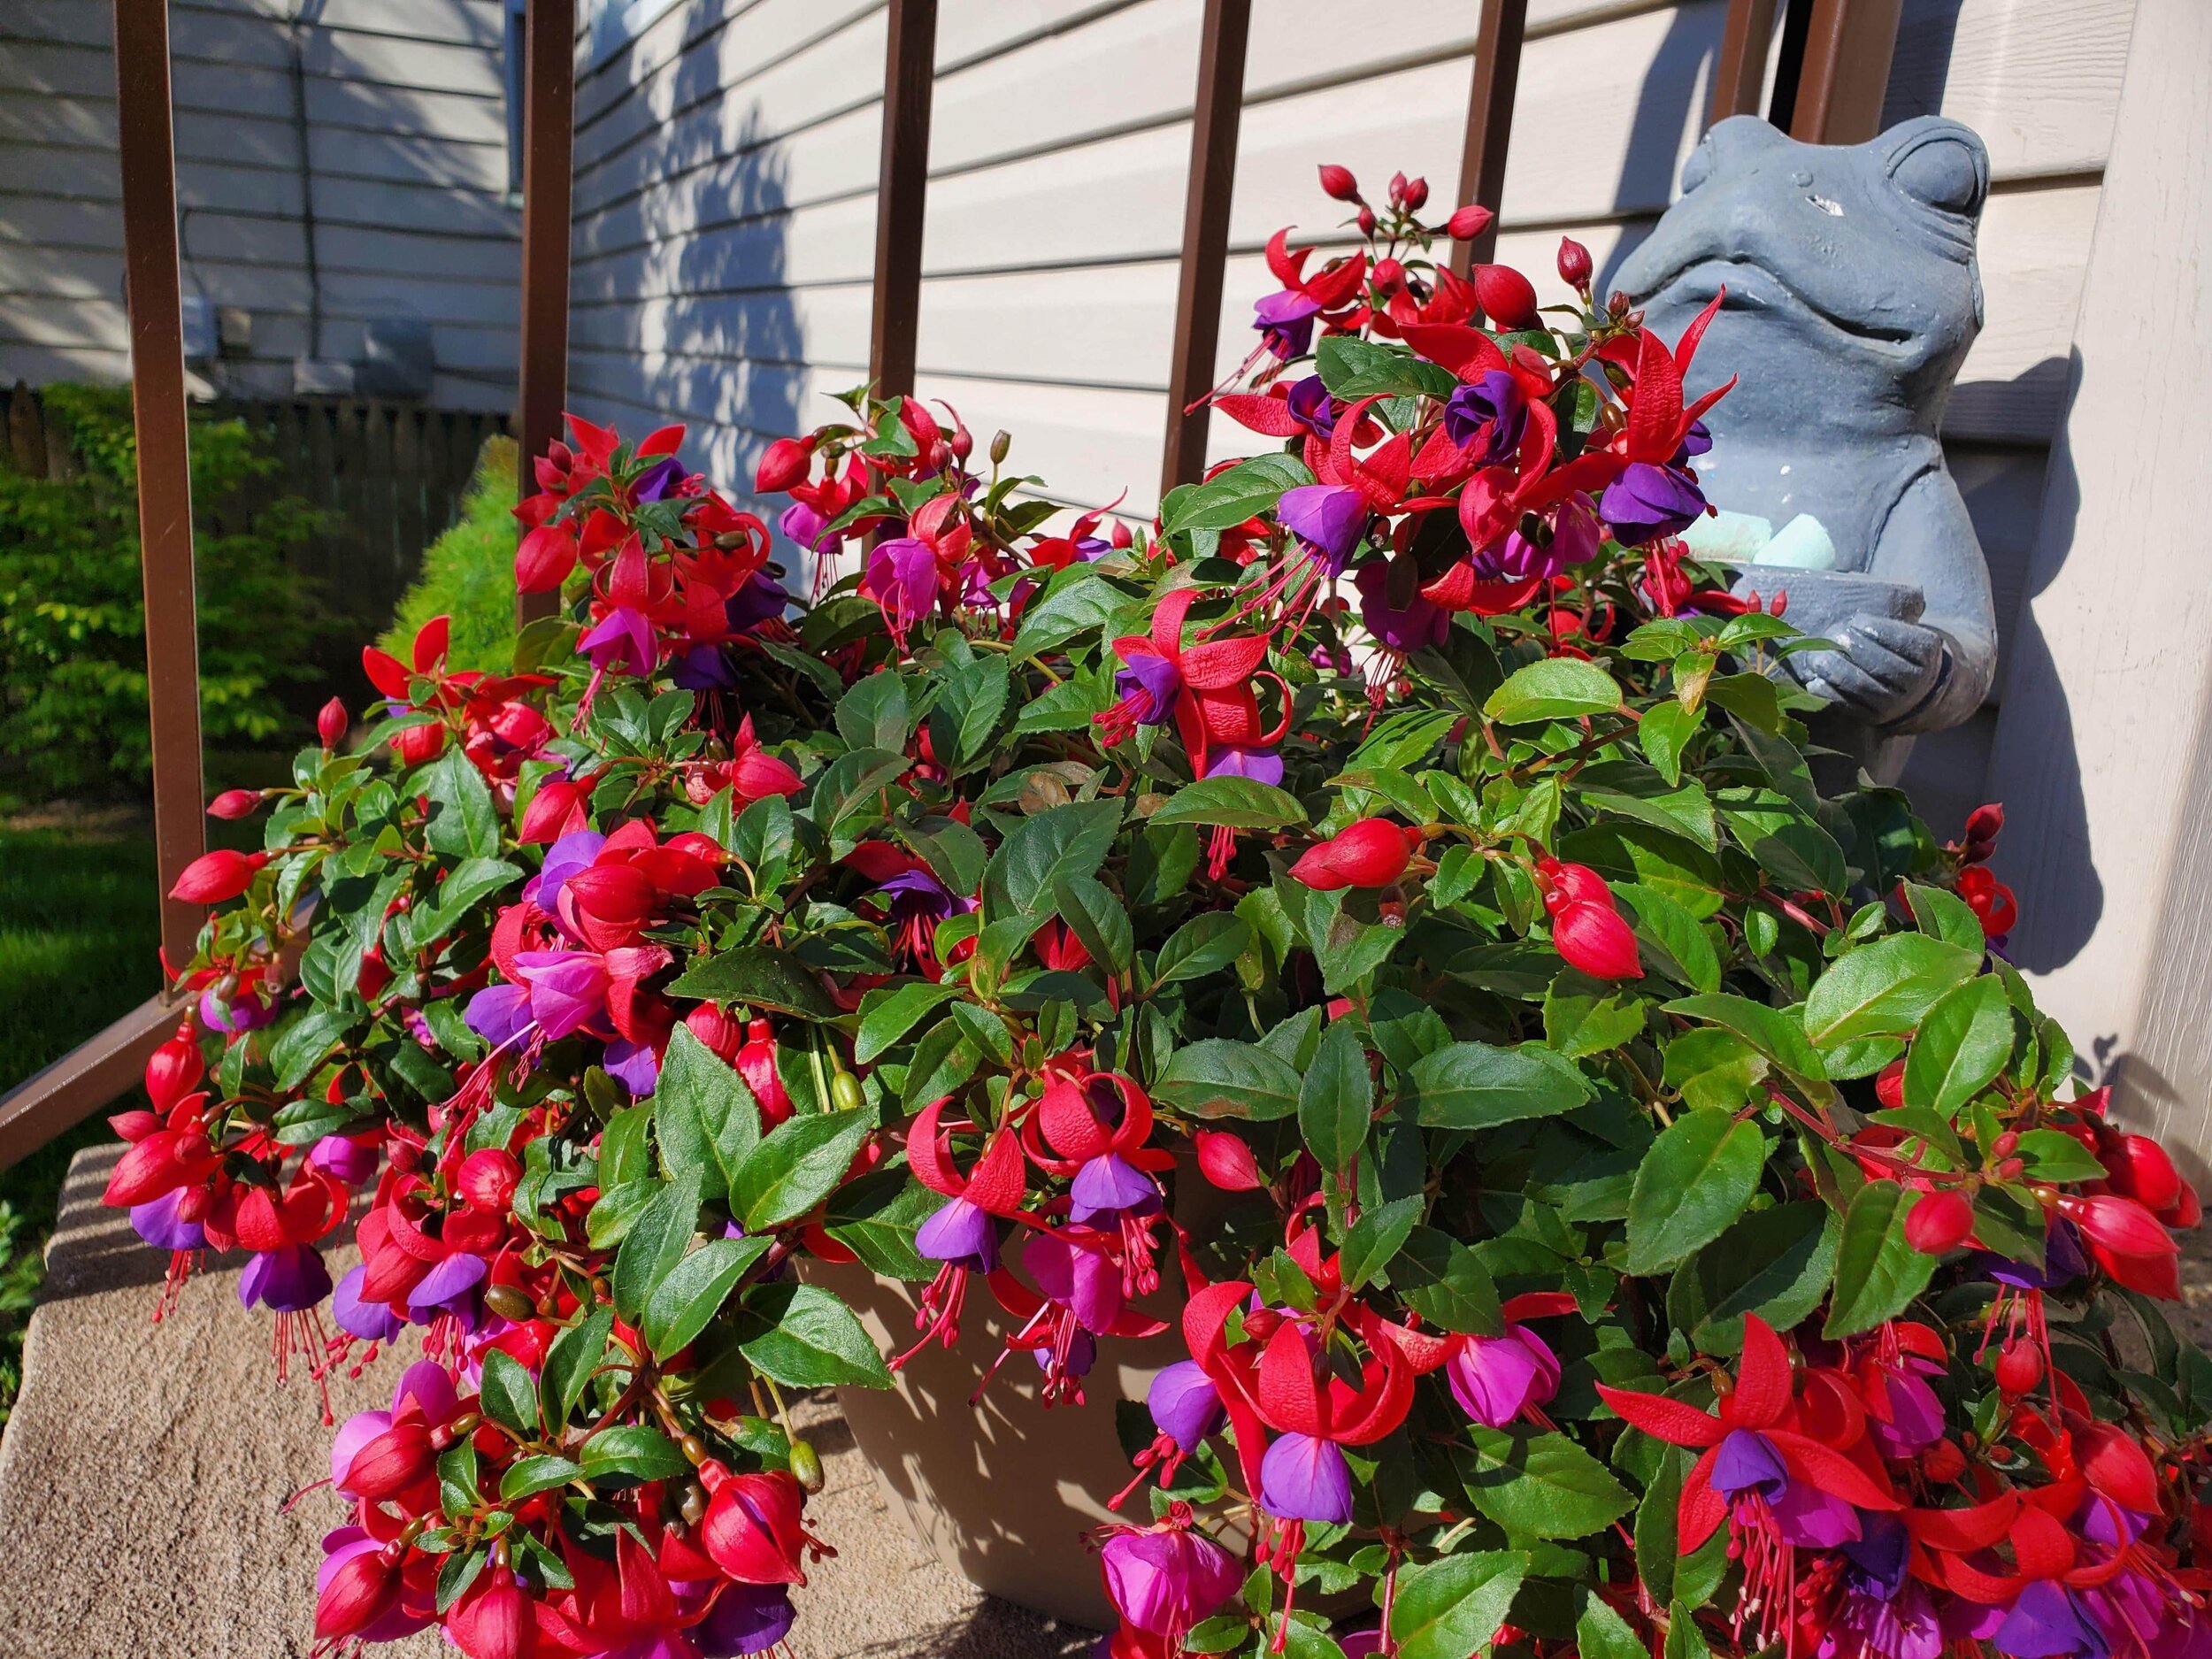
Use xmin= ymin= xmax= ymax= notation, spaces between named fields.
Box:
xmin=170 ymin=847 xmax=266 ymax=903
xmin=447 ymin=1563 xmax=533 ymax=1659
xmin=1537 ymin=857 xmax=1642 ymax=980
xmin=1025 ymin=1063 xmax=1175 ymax=1296
xmin=1094 ymin=1502 xmax=1242 ymax=1654
xmin=863 ymin=534 xmax=940 ymax=642
xmin=1958 ymin=864 xmax=2019 ymax=938
xmin=2057 ymin=1192 xmax=2182 ymax=1299
xmin=1028 ymin=500 xmax=1126 ymax=572
xmin=1287 ymin=818 xmax=1417 ymax=890
xmin=1597 ymin=294 xmax=1734 ymax=545
xmin=895 ymin=1095 xmax=1033 ymax=1368
xmin=1442 ymin=1292 xmax=1572 ymax=1428
xmin=1248 ymin=227 xmax=1369 ymax=367
xmin=846 ymin=840 xmax=977 ymax=973
xmin=1094 ymin=588 xmax=1286 ymax=781
xmin=699 ymin=1465 xmax=826 ymax=1586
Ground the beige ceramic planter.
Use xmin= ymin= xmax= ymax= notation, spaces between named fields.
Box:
xmin=809 ymin=1255 xmax=1181 ymax=1629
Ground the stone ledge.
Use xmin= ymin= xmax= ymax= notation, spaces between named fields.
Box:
xmin=0 ymin=1146 xmax=1094 ymax=1659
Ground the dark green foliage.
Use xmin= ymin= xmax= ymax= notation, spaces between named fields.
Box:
xmin=380 ymin=435 xmax=520 ymax=676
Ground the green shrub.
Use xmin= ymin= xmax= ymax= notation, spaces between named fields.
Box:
xmin=0 ymin=385 xmax=330 ymax=804
xmin=380 ymin=434 xmax=519 ymax=674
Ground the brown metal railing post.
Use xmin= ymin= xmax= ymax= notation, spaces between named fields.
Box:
xmin=870 ymin=0 xmax=938 ymax=401
xmin=1709 ymin=0 xmax=1780 ymax=126
xmin=1160 ymin=0 xmax=1251 ymax=494
xmin=1788 ymin=0 xmax=1903 ymax=144
xmin=515 ymin=0 xmax=575 ymax=626
xmin=1449 ymin=0 xmax=1529 ymax=274
xmin=113 ymin=0 xmax=206 ymax=968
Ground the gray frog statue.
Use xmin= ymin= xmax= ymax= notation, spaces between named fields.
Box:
xmin=1611 ymin=114 xmax=1998 ymax=781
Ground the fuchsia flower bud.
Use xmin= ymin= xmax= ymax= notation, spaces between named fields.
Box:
xmin=754 ymin=434 xmax=813 ymax=493
xmin=456 ymin=1148 xmax=521 ymax=1215
xmin=1876 ymin=1056 xmax=1907 ymax=1110
xmin=1556 ymin=235 xmax=1594 ymax=290
xmin=1446 ymin=204 xmax=1494 ymax=241
xmin=1473 ymin=264 xmax=1542 ymax=330
xmin=1317 ymin=164 xmax=1359 ymax=202
xmin=685 ymin=1002 xmax=746 ymax=1063
xmin=1288 ymin=818 xmax=1416 ymax=891
xmin=169 ymin=848 xmax=266 ymax=903
xmin=700 ymin=1466 xmax=811 ymax=1586
xmin=448 ymin=1564 xmax=533 ymax=1659
xmin=1904 ymin=1188 xmax=1974 ymax=1255
xmin=317 ymin=695 xmax=349 ymax=750
xmin=1356 ymin=204 xmax=1378 ymax=237
xmin=1399 ymin=173 xmax=1428 ymax=211
xmin=1194 ymin=1129 xmax=1263 ymax=1192
xmin=144 ymin=1033 xmax=204 ymax=1112
xmin=339 ymin=1418 xmax=434 ymax=1500
xmin=1538 ymin=860 xmax=1641 ymax=980
xmin=206 ymin=788 xmax=260 ymax=819
xmin=314 ymin=1540 xmax=403 ymax=1641
xmin=737 ymin=1018 xmax=794 ymax=1127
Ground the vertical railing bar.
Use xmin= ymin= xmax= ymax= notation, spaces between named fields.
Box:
xmin=1450 ymin=0 xmax=1530 ymax=274
xmin=1160 ymin=0 xmax=1251 ymax=495
xmin=869 ymin=0 xmax=939 ymax=402
xmin=112 ymin=0 xmax=206 ymax=968
xmin=1788 ymin=0 xmax=1904 ymax=145
xmin=1709 ymin=0 xmax=1780 ymax=127
xmin=515 ymin=0 xmax=576 ymax=626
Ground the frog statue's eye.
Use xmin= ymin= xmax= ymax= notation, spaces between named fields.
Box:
xmin=1889 ymin=131 xmax=1988 ymax=219
xmin=1678 ymin=136 xmax=1715 ymax=196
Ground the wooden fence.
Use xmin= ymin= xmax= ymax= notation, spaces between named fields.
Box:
xmin=1 ymin=381 xmax=508 ymax=634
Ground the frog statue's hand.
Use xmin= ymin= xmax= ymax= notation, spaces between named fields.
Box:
xmin=1784 ymin=614 xmax=1950 ymax=726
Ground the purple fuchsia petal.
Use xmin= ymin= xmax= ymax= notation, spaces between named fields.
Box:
xmin=1035 ymin=1328 xmax=1096 ymax=1379
xmin=632 ymin=455 xmax=684 ymax=503
xmin=779 ymin=500 xmax=833 ymax=556
xmin=1996 ymin=1582 xmax=2106 ymax=1659
xmin=916 ymin=1196 xmax=1000 ymax=1272
xmin=581 ymin=605 xmax=657 ymax=675
xmin=1842 ymin=1513 xmax=1910 ymax=1599
xmin=395 ymin=1359 xmax=459 ymax=1420
xmin=1259 ymin=1431 xmax=1354 ymax=1524
xmin=671 ymin=643 xmax=736 ymax=690
xmin=240 ymin=1241 xmax=332 ymax=1313
xmin=1443 ymin=1327 xmax=1557 ymax=1427
xmin=1208 ymin=746 xmax=1284 ymax=786
xmin=1441 ymin=369 xmax=1527 ymax=464
xmin=725 ymin=570 xmax=788 ymax=633
xmin=1254 ymin=288 xmax=1322 ymax=357
xmin=1070 ymin=1152 xmax=1159 ymax=1221
xmin=865 ymin=536 xmax=939 ymax=630
xmin=1285 ymin=374 xmax=1337 ymax=440
xmin=1770 ymin=1480 xmax=1862 ymax=1549
xmin=514 ymin=949 xmax=610 ymax=1040
xmin=1868 ymin=1370 xmax=1947 ymax=1461
xmin=333 ymin=1263 xmax=405 ymax=1342
xmin=1115 ymin=650 xmax=1183 ymax=725
xmin=1277 ymin=484 xmax=1371 ymax=573
xmin=1599 ymin=461 xmax=1707 ymax=545
xmin=130 ymin=1187 xmax=204 ymax=1252
xmin=1711 ymin=1428 xmax=1788 ymax=1501
xmin=464 ymin=982 xmax=534 ymax=1050
xmin=308 ymin=1133 xmax=379 ymax=1187
xmin=1147 ymin=1360 xmax=1226 ymax=1452
xmin=1353 ymin=560 xmax=1449 ymax=653
xmin=603 ymin=1037 xmax=661 ymax=1096
xmin=406 ymin=1251 xmax=488 ymax=1313
xmin=1099 ymin=1525 xmax=1242 ymax=1639
xmin=700 ymin=1581 xmax=798 ymax=1656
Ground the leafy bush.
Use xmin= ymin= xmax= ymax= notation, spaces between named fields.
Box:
xmin=0 ymin=384 xmax=329 ymax=803
xmin=380 ymin=434 xmax=519 ymax=677
xmin=106 ymin=172 xmax=2212 ymax=1659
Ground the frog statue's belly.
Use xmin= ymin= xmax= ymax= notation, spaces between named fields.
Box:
xmin=1611 ymin=115 xmax=2001 ymax=783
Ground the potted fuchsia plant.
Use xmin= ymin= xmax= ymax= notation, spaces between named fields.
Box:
xmin=105 ymin=166 xmax=2212 ymax=1659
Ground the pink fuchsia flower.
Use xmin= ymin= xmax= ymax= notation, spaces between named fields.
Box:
xmin=1442 ymin=368 xmax=1527 ymax=464
xmin=580 ymin=603 xmax=657 ymax=675
xmin=699 ymin=1466 xmax=817 ymax=1586
xmin=315 ymin=1528 xmax=425 ymax=1645
xmin=1277 ymin=483 xmax=1370 ymax=576
xmin=1354 ymin=559 xmax=1448 ymax=656
xmin=1096 ymin=1503 xmax=1241 ymax=1648
xmin=864 ymin=534 xmax=939 ymax=639
xmin=1444 ymin=1312 xmax=1563 ymax=1428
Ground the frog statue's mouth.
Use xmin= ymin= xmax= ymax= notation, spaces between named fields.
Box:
xmin=1632 ymin=254 xmax=1921 ymax=360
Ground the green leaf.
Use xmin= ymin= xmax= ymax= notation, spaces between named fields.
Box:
xmin=1460 ymin=1427 xmax=1634 ymax=1540
xmin=1484 ymin=657 xmax=1622 ymax=723
xmin=810 ymin=747 xmax=909 ymax=834
xmin=986 ymin=799 xmax=1123 ymax=920
xmin=1394 ymin=1225 xmax=1504 ymax=1334
xmin=665 ymin=946 xmax=838 ymax=1019
xmin=1824 ymin=1179 xmax=1939 ymax=1337
xmin=271 ymin=1008 xmax=354 ymax=1091
xmin=642 ymin=1236 xmax=771 ymax=1359
xmin=479 ymin=1348 xmax=540 ymax=1437
xmin=1677 ymin=1201 xmax=1838 ymax=1354
xmin=1557 ymin=822 xmax=1725 ymax=918
xmin=1317 ymin=334 xmax=1458 ymax=400
xmin=585 ymin=1179 xmax=663 ymax=1248
xmin=1615 ymin=882 xmax=1719 ymax=995
xmin=1636 ymin=699 xmax=1702 ymax=786
xmin=854 ymin=980 xmax=961 ymax=1064
xmin=1409 ymin=1042 xmax=1590 ymax=1130
xmin=2014 ymin=1127 xmax=2108 ymax=1184
xmin=611 ymin=1170 xmax=701 ymax=1323
xmin=737 ymin=1282 xmax=893 ymax=1388
xmin=1056 ymin=873 xmax=1134 ymax=977
xmin=580 ymin=1425 xmax=689 ymax=1482
xmin=1153 ymin=913 xmax=1250 ymax=987
xmin=1009 ymin=569 xmax=1128 ymax=658
xmin=1543 ymin=970 xmax=1647 ymax=1059
xmin=1146 ymin=776 xmax=1308 ymax=831
xmin=499 ymin=1455 xmax=584 ymax=1501
xmin=835 ymin=671 xmax=911 ymax=753
xmin=932 ymin=657 xmax=1013 ymax=769
xmin=1801 ymin=933 xmax=1981 ymax=1048
xmin=1664 ymin=994 xmax=1825 ymax=1085
xmin=1163 ymin=451 xmax=1316 ymax=534
xmin=1576 ymin=1593 xmax=1648 ymax=1659
xmin=733 ymin=1110 xmax=873 ymax=1231
xmin=1299 ymin=1019 xmax=1371 ymax=1174
xmin=1903 ymin=879 xmax=1986 ymax=950
xmin=1661 ymin=1028 xmax=1768 ymax=1112
xmin=1339 ymin=1194 xmax=1423 ymax=1289
xmin=425 ymin=749 xmax=499 ymax=858
xmin=823 ymin=1170 xmax=940 ymax=1280
xmin=540 ymin=1305 xmax=614 ymax=1426
xmin=1390 ymin=1550 xmax=1529 ymax=1659
xmin=1625 ymin=1110 xmax=1767 ymax=1276
xmin=1903 ymin=975 xmax=2014 ymax=1117
xmin=1156 ymin=1039 xmax=1302 ymax=1121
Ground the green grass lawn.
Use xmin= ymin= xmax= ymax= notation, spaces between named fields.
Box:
xmin=0 ymin=821 xmax=163 ymax=1422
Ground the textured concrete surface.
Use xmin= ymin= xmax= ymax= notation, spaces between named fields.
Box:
xmin=0 ymin=1148 xmax=1094 ymax=1659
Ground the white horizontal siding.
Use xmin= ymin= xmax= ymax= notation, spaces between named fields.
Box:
xmin=0 ymin=0 xmax=518 ymax=407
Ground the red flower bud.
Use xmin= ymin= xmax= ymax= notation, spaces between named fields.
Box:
xmin=339 ymin=1419 xmax=435 ymax=1501
xmin=1445 ymin=204 xmax=1494 ymax=241
xmin=1904 ymin=1187 xmax=1974 ymax=1255
xmin=1555 ymin=236 xmax=1594 ymax=290
xmin=314 ymin=1545 xmax=403 ymax=1641
xmin=317 ymin=695 xmax=349 ymax=750
xmin=731 ymin=749 xmax=803 ymax=803
xmin=1993 ymin=1340 xmax=2042 ymax=1396
xmin=206 ymin=788 xmax=260 ymax=820
xmin=1551 ymin=899 xmax=1642 ymax=981
xmin=1919 ymin=1438 xmax=1968 ymax=1481
xmin=686 ymin=1002 xmax=746 ymax=1064
xmin=1956 ymin=866 xmax=2017 ymax=937
xmin=737 ymin=1018 xmax=794 ymax=1128
xmin=1317 ymin=164 xmax=1359 ymax=202
xmin=394 ymin=722 xmax=446 ymax=766
xmin=168 ymin=848 xmax=265 ymax=903
xmin=2070 ymin=1193 xmax=2177 ymax=1260
xmin=1472 ymin=264 xmax=1541 ymax=331
xmin=1194 ymin=1129 xmax=1263 ymax=1192
xmin=456 ymin=1148 xmax=522 ymax=1215
xmin=108 ymin=1109 xmax=159 ymax=1142
xmin=1400 ymin=174 xmax=1428 ymax=211
xmin=449 ymin=1565 xmax=534 ymax=1659
xmin=516 ymin=518 xmax=580 ymax=593
xmin=2110 ymin=1133 xmax=2183 ymax=1212
xmin=1371 ymin=257 xmax=1406 ymax=298
xmin=1538 ymin=859 xmax=1613 ymax=910
xmin=1288 ymin=818 xmax=1415 ymax=891
xmin=754 ymin=435 xmax=813 ymax=494
xmin=1874 ymin=1057 xmax=1907 ymax=1110
xmin=1356 ymin=205 xmax=1378 ymax=237
xmin=700 ymin=1466 xmax=810 ymax=1586
xmin=100 ymin=1127 xmax=216 ymax=1207
xmin=145 ymin=1034 xmax=204 ymax=1112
